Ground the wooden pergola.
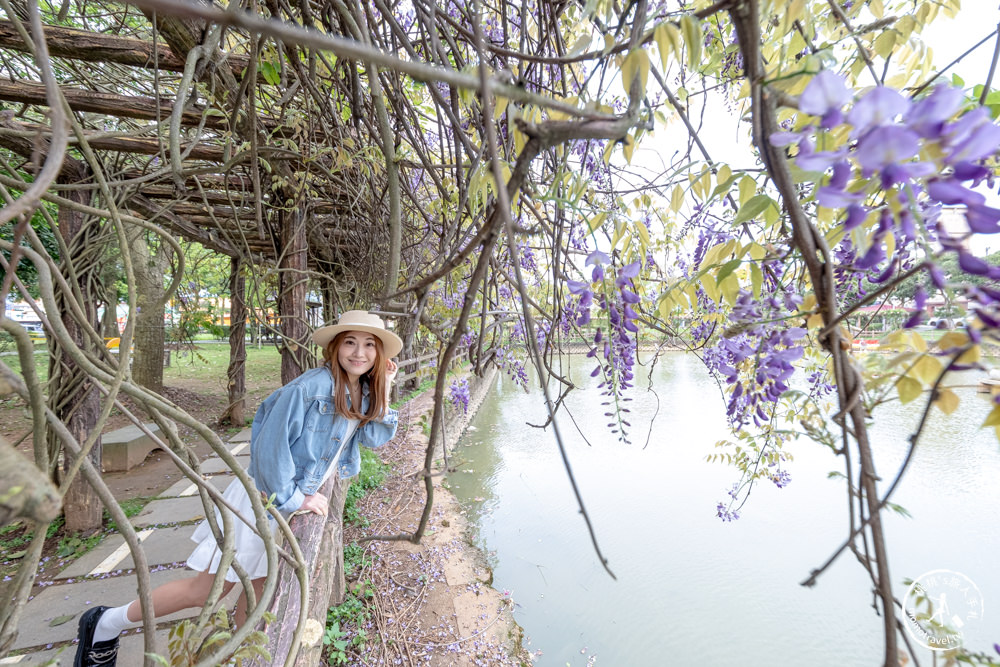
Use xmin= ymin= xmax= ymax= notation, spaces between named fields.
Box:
xmin=0 ymin=7 xmax=399 ymax=664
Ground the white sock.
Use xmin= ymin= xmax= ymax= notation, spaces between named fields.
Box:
xmin=93 ymin=603 xmax=138 ymax=643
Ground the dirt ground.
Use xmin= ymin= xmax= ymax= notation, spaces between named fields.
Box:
xmin=341 ymin=384 xmax=532 ymax=666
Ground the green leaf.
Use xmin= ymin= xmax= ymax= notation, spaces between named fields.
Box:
xmin=670 ymin=184 xmax=685 ymax=212
xmin=934 ymin=388 xmax=959 ymax=415
xmin=621 ymin=48 xmax=650 ymax=97
xmin=895 ymin=376 xmax=922 ymax=404
xmin=700 ymin=273 xmax=720 ymax=303
xmin=886 ymin=502 xmax=912 ymax=519
xmin=260 ymin=61 xmax=280 ymax=86
xmin=587 ymin=211 xmax=608 ymax=233
xmin=679 ymin=14 xmax=702 ymax=70
xmin=50 ymin=614 xmax=76 ymax=627
xmin=715 ymin=258 xmax=742 ymax=284
xmin=982 ymin=405 xmax=1000 ymax=428
xmin=733 ymin=194 xmax=773 ymax=224
xmin=912 ymin=355 xmax=942 ymax=385
xmin=749 ymin=262 xmax=762 ymax=298
xmin=738 ymin=175 xmax=756 ymax=206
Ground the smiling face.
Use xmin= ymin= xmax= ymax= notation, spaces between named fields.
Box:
xmin=337 ymin=331 xmax=378 ymax=382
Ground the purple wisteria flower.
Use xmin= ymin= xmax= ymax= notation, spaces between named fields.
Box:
xmin=704 ymin=287 xmax=806 ymax=429
xmin=776 ymin=71 xmax=1000 ymax=334
xmin=570 ymin=254 xmax=646 ymax=443
xmin=449 ymin=378 xmax=470 ymax=414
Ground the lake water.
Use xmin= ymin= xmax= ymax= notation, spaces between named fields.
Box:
xmin=445 ymin=352 xmax=1000 ymax=666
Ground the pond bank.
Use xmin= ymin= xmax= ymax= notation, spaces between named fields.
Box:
xmin=343 ymin=366 xmax=531 ymax=666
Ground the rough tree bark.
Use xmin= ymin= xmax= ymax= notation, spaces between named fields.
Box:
xmin=278 ymin=194 xmax=309 ymax=384
xmin=128 ymin=227 xmax=172 ymax=393
xmin=221 ymin=255 xmax=246 ymax=425
xmin=49 ymin=169 xmax=104 ymax=533
xmin=100 ymin=294 xmax=119 ymax=339
xmin=0 ymin=19 xmax=251 ymax=75
xmin=0 ymin=79 xmax=229 ymax=129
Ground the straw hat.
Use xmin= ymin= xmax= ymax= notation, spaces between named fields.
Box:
xmin=311 ymin=310 xmax=403 ymax=358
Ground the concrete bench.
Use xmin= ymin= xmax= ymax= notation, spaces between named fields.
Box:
xmin=102 ymin=424 xmax=164 ymax=472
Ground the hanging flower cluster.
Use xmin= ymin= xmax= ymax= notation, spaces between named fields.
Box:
xmin=703 ymin=288 xmax=806 ymax=429
xmin=449 ymin=378 xmax=470 ymax=414
xmin=772 ymin=71 xmax=1000 ymax=333
xmin=493 ymin=346 xmax=529 ymax=388
xmin=567 ymin=251 xmax=644 ymax=442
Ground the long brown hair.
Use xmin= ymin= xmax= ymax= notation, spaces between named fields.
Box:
xmin=323 ymin=331 xmax=388 ymax=426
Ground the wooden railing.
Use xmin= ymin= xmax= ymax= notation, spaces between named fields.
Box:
xmin=389 ymin=349 xmax=467 ymax=403
xmin=252 ymin=476 xmax=349 ymax=666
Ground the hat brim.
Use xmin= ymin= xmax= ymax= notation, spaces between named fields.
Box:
xmin=311 ymin=324 xmax=403 ymax=358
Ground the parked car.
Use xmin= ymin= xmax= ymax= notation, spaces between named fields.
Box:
xmin=926 ymin=318 xmax=957 ymax=330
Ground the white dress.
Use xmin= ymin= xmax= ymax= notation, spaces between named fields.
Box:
xmin=186 ymin=420 xmax=359 ymax=582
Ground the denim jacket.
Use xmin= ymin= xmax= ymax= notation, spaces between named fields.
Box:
xmin=247 ymin=366 xmax=398 ymax=514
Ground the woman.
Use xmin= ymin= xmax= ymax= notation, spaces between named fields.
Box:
xmin=74 ymin=310 xmax=401 ymax=667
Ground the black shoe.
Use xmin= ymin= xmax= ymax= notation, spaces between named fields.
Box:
xmin=74 ymin=606 xmax=119 ymax=667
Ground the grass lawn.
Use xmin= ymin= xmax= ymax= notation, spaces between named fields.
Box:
xmin=165 ymin=343 xmax=283 ymax=389
xmin=0 ymin=340 xmax=286 ymax=393
xmin=0 ymin=343 xmax=48 ymax=383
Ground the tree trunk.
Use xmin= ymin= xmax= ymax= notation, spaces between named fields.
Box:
xmin=129 ymin=229 xmax=172 ymax=393
xmin=100 ymin=293 xmax=119 ymax=339
xmin=49 ymin=174 xmax=104 ymax=534
xmin=221 ymin=256 xmax=246 ymax=425
xmin=321 ymin=267 xmax=337 ymax=326
xmin=278 ymin=196 xmax=310 ymax=384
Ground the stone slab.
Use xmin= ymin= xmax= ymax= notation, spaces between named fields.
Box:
xmin=14 ymin=567 xmax=199 ymax=649
xmin=0 ymin=642 xmax=73 ymax=665
xmin=101 ymin=423 xmax=164 ymax=472
xmin=57 ymin=525 xmax=198 ymax=579
xmin=228 ymin=428 xmax=252 ymax=443
xmin=198 ymin=455 xmax=249 ymax=475
xmin=131 ymin=497 xmax=206 ymax=528
xmin=113 ymin=628 xmax=173 ymax=667
xmin=158 ymin=475 xmax=229 ymax=499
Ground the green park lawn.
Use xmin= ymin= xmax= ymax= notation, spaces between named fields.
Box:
xmin=1 ymin=340 xmax=284 ymax=389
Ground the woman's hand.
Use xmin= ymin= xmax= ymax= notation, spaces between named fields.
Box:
xmin=299 ymin=493 xmax=329 ymax=517
xmin=385 ymin=359 xmax=398 ymax=399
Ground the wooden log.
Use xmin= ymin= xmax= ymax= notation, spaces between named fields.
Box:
xmin=251 ymin=475 xmax=350 ymax=667
xmin=157 ymin=201 xmax=255 ymax=219
xmin=0 ymin=119 xmax=226 ymax=160
xmin=0 ymin=79 xmax=228 ymax=129
xmin=138 ymin=183 xmax=258 ymax=206
xmin=127 ymin=194 xmax=247 ymax=259
xmin=0 ymin=19 xmax=252 ymax=78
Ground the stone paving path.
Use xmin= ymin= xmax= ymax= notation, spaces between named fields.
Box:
xmin=1 ymin=429 xmax=252 ymax=666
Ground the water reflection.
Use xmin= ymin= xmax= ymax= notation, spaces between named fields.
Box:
xmin=445 ymin=353 xmax=1000 ymax=666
